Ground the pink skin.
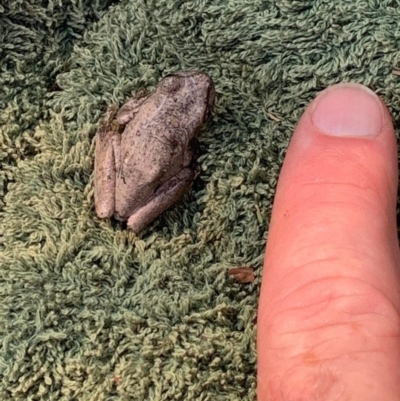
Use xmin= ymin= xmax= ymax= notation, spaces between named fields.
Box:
xmin=257 ymin=84 xmax=400 ymax=401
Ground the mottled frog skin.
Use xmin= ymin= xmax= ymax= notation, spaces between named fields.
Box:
xmin=94 ymin=71 xmax=215 ymax=233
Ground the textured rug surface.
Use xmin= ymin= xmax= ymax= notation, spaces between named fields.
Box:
xmin=2 ymin=1 xmax=400 ymax=400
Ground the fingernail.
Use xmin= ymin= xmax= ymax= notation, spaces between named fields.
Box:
xmin=311 ymin=83 xmax=383 ymax=138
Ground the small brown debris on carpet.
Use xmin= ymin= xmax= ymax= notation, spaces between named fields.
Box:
xmin=228 ymin=267 xmax=255 ymax=284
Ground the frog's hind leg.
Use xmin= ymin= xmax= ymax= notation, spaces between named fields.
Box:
xmin=127 ymin=167 xmax=196 ymax=233
xmin=95 ymin=131 xmax=121 ymax=218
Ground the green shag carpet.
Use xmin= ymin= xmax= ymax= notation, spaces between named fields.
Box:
xmin=2 ymin=1 xmax=400 ymax=400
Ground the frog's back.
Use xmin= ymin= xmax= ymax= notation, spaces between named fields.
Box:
xmin=115 ymin=114 xmax=188 ymax=218
xmin=121 ymin=109 xmax=188 ymax=176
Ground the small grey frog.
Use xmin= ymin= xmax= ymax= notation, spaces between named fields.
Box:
xmin=94 ymin=70 xmax=215 ymax=233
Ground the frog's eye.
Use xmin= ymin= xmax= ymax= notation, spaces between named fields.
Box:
xmin=160 ymin=76 xmax=183 ymax=93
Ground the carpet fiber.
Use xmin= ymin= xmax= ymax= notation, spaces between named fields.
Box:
xmin=1 ymin=0 xmax=400 ymax=400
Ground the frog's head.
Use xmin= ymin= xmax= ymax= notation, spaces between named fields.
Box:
xmin=159 ymin=70 xmax=215 ymax=123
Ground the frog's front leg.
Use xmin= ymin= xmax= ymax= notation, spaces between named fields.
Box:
xmin=127 ymin=167 xmax=198 ymax=233
xmin=94 ymin=129 xmax=121 ymax=218
xmin=116 ymin=89 xmax=149 ymax=125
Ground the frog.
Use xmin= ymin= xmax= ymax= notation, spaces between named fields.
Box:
xmin=94 ymin=70 xmax=215 ymax=233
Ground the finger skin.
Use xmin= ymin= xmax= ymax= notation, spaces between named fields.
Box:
xmin=257 ymin=84 xmax=400 ymax=401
